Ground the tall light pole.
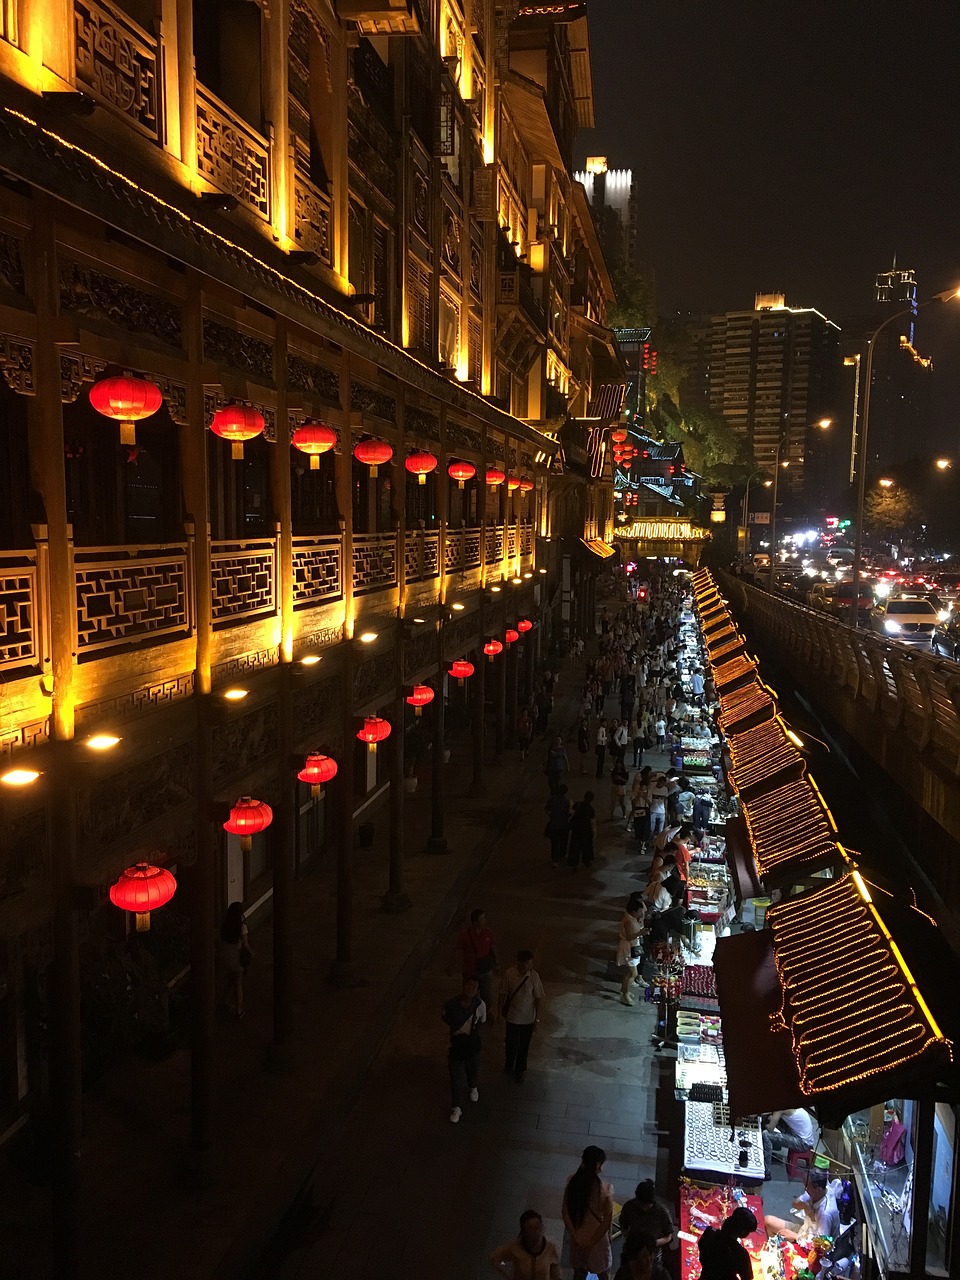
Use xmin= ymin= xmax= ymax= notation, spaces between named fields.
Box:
xmin=849 ymin=287 xmax=960 ymax=626
xmin=740 ymin=468 xmax=766 ymax=555
xmin=766 ymin=438 xmax=789 ymax=588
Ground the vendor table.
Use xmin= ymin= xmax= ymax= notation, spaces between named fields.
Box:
xmin=678 ymin=1182 xmax=768 ymax=1280
xmin=683 ymin=1102 xmax=764 ymax=1181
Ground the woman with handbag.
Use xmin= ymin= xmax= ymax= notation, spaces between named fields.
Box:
xmin=616 ymin=893 xmax=646 ymax=1005
xmin=220 ymin=901 xmax=251 ymax=1019
xmin=562 ymin=1145 xmax=615 ymax=1280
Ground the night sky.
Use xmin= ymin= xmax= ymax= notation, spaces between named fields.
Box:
xmin=577 ymin=0 xmax=960 ymax=448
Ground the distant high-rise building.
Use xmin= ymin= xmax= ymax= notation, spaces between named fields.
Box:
xmin=708 ymin=293 xmax=840 ymax=500
xmin=574 ymin=156 xmax=638 ymax=275
xmin=860 ymin=262 xmax=931 ymax=469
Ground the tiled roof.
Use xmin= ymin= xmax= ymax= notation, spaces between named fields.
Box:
xmin=767 ymin=876 xmax=954 ymax=1096
xmin=717 ymin=679 xmax=775 ymax=734
xmin=726 ymin=715 xmax=803 ymax=794
xmin=712 ymin=652 xmax=758 ymax=692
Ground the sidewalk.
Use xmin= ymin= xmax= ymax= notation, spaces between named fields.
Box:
xmin=5 ymin=645 xmax=658 ymax=1279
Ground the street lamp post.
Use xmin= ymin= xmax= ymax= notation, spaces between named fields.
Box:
xmin=849 ymin=288 xmax=960 ymax=626
xmin=766 ymin=438 xmax=789 ymax=589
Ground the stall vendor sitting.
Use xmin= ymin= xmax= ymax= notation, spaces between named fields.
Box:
xmin=762 ymin=1107 xmax=817 ymax=1179
xmin=764 ymin=1168 xmax=839 ymax=1244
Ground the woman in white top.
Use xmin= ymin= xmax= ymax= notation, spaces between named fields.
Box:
xmin=491 ymin=1210 xmax=560 ymax=1280
xmin=616 ymin=892 xmax=645 ymax=1005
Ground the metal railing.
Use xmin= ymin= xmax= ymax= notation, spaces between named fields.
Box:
xmin=723 ymin=574 xmax=960 ymax=777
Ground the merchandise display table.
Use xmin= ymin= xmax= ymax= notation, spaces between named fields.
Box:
xmin=678 ymin=1182 xmax=767 ymax=1280
xmin=683 ymin=1102 xmax=764 ymax=1181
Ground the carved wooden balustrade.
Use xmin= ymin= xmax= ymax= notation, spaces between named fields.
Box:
xmin=195 ymin=85 xmax=271 ymax=222
xmin=210 ymin=537 xmax=277 ymax=627
xmin=74 ymin=0 xmax=162 ymax=144
xmin=74 ymin=543 xmax=192 ymax=656
xmin=292 ymin=536 xmax=343 ymax=608
xmin=352 ymin=532 xmax=397 ymax=594
xmin=403 ymin=530 xmax=440 ymax=584
xmin=0 ymin=549 xmax=46 ymax=672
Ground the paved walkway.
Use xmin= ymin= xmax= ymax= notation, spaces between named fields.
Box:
xmin=3 ymin=628 xmax=680 ymax=1280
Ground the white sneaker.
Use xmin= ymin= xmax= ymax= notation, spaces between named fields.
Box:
xmin=469 ymin=1087 xmax=479 ymax=1102
xmin=620 ymin=992 xmax=634 ymax=1006
xmin=449 ymin=1106 xmax=462 ymax=1123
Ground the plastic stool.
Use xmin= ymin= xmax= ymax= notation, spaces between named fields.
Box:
xmin=786 ymin=1147 xmax=815 ymax=1180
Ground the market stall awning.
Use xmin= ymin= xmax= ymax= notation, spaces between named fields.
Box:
xmin=580 ymin=537 xmax=615 ymax=559
xmin=712 ymin=652 xmax=758 ymax=695
xmin=767 ymin=875 xmax=955 ymax=1107
xmin=724 ymin=815 xmax=763 ymax=907
xmin=713 ymin=929 xmax=805 ymax=1117
xmin=726 ymin=715 xmax=804 ymax=798
xmin=743 ymin=776 xmax=842 ymax=888
xmin=717 ymin=678 xmax=775 ymax=734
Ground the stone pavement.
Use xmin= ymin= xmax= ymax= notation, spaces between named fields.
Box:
xmin=2 ymin=634 xmax=678 ymax=1280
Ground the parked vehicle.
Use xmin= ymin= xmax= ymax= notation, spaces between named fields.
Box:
xmin=869 ymin=598 xmax=938 ymax=644
xmin=806 ymin=581 xmax=838 ymax=611
xmin=932 ymin=618 xmax=960 ymax=660
xmin=829 ymin=582 xmax=875 ymax=620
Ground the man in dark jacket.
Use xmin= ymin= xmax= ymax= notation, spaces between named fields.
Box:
xmin=697 ymin=1206 xmax=757 ymax=1280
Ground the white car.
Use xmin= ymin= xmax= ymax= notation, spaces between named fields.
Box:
xmin=870 ymin=598 xmax=938 ymax=644
xmin=806 ymin=582 xmax=838 ymax=611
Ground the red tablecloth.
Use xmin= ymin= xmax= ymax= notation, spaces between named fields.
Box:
xmin=678 ymin=1182 xmax=766 ymax=1280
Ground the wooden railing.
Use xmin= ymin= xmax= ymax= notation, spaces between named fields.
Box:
xmin=74 ymin=0 xmax=162 ymax=143
xmin=195 ymin=85 xmax=271 ymax=221
xmin=210 ymin=537 xmax=277 ymax=627
xmin=74 ymin=543 xmax=192 ymax=655
xmin=0 ymin=549 xmax=45 ymax=672
xmin=292 ymin=536 xmax=342 ymax=609
xmin=352 ymin=532 xmax=397 ymax=594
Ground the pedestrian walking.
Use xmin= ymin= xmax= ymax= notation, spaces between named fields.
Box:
xmin=451 ymin=908 xmax=497 ymax=1019
xmin=632 ymin=717 xmax=645 ymax=769
xmin=577 ymin=714 xmax=591 ymax=774
xmin=562 ymin=1145 xmax=614 ymax=1280
xmin=630 ymin=768 xmax=651 ymax=845
xmin=516 ymin=707 xmax=533 ymax=760
xmin=595 ymin=719 xmax=608 ymax=778
xmin=544 ymin=735 xmax=568 ymax=791
xmin=219 ymin=901 xmax=251 ymax=1018
xmin=648 ymin=773 xmax=668 ymax=840
xmin=568 ymin=790 xmax=597 ymax=869
xmin=654 ymin=716 xmax=666 ymax=749
xmin=442 ymin=976 xmax=486 ymax=1123
xmin=616 ymin=892 xmax=645 ymax=1005
xmin=544 ymin=784 xmax=571 ymax=866
xmin=612 ymin=718 xmax=630 ymax=766
xmin=500 ymin=949 xmax=545 ymax=1082
xmin=610 ymin=757 xmax=629 ymax=821
xmin=491 ymin=1211 xmax=561 ymax=1279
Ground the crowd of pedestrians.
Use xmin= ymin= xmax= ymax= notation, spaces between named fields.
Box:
xmin=443 ymin=567 xmax=724 ymax=1277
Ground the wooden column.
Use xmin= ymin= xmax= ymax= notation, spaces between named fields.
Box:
xmin=425 ymin=625 xmax=448 ymax=853
xmin=28 ymin=197 xmax=81 ymax=1275
xmin=469 ymin=639 xmax=486 ymax=797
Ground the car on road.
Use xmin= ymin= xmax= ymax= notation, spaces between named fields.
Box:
xmin=870 ymin=598 xmax=938 ymax=644
xmin=807 ymin=581 xmax=838 ymax=611
xmin=830 ymin=582 xmax=875 ymax=621
xmin=932 ymin=617 xmax=960 ymax=660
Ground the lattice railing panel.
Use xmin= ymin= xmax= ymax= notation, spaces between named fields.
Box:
xmin=404 ymin=531 xmax=439 ymax=583
xmin=352 ymin=533 xmax=397 ymax=594
xmin=75 ymin=545 xmax=191 ymax=654
xmin=74 ymin=0 xmax=161 ymax=142
xmin=293 ymin=163 xmax=332 ymax=265
xmin=0 ymin=553 xmax=40 ymax=671
xmin=444 ymin=530 xmax=464 ymax=573
xmin=506 ymin=525 xmax=518 ymax=558
xmin=196 ymin=85 xmax=270 ymax=221
xmin=520 ymin=522 xmax=534 ymax=555
xmin=211 ymin=539 xmax=277 ymax=626
xmin=484 ymin=525 xmax=503 ymax=564
xmin=464 ymin=527 xmax=482 ymax=568
xmin=292 ymin=536 xmax=342 ymax=609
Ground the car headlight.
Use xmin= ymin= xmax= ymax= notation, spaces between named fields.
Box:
xmin=939 ymin=609 xmax=951 ymax=622
xmin=875 ymin=582 xmax=892 ymax=598
xmin=884 ymin=619 xmax=902 ymax=634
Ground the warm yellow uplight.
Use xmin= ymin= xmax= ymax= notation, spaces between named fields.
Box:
xmin=1 ymin=768 xmax=40 ymax=787
xmin=223 ymin=688 xmax=248 ymax=701
xmin=878 ymin=477 xmax=894 ymax=489
xmin=300 ymin=654 xmax=321 ymax=666
xmin=358 ymin=631 xmax=378 ymax=643
xmin=512 ymin=576 xmax=522 ymax=585
xmin=785 ymin=728 xmax=804 ymax=749
xmin=451 ymin=601 xmax=465 ymax=611
xmin=86 ymin=734 xmax=121 ymax=751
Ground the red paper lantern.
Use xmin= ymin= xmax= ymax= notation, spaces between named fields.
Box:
xmin=483 ymin=638 xmax=503 ymax=662
xmin=486 ymin=468 xmax=506 ymax=486
xmin=506 ymin=476 xmax=521 ymax=492
xmin=517 ymin=618 xmax=533 ymax=633
xmin=223 ymin=795 xmax=274 ymax=854
xmin=109 ymin=861 xmax=176 ymax=933
xmin=357 ymin=715 xmax=391 ymax=753
xmin=292 ymin=421 xmax=337 ymax=470
xmin=448 ymin=460 xmax=476 ymax=489
xmin=611 ymin=428 xmax=628 ymax=443
xmin=518 ymin=478 xmax=534 ymax=493
xmin=450 ymin=659 xmax=474 ymax=684
xmin=297 ymin=753 xmax=338 ymax=798
xmin=505 ymin=628 xmax=519 ymax=645
xmin=211 ymin=403 xmax=265 ymax=460
xmin=405 ymin=450 xmax=438 ymax=485
xmin=89 ymin=373 xmax=163 ymax=446
xmin=354 ymin=438 xmax=393 ymax=477
xmin=406 ymin=684 xmax=435 ymax=716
